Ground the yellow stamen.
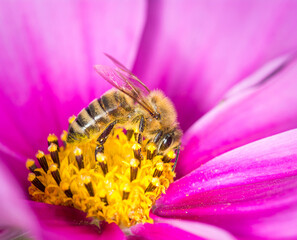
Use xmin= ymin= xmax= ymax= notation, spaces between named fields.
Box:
xmin=26 ymin=159 xmax=35 ymax=169
xmin=74 ymin=147 xmax=84 ymax=169
xmin=47 ymin=134 xmax=59 ymax=150
xmin=27 ymin=128 xmax=176 ymax=228
xmin=145 ymin=177 xmax=160 ymax=193
xmin=83 ymin=176 xmax=95 ymax=197
xmin=96 ymin=152 xmax=108 ymax=175
xmin=68 ymin=115 xmax=76 ymax=124
xmin=49 ymin=164 xmax=61 ymax=185
xmin=36 ymin=150 xmax=48 ymax=173
xmin=132 ymin=143 xmax=142 ymax=161
xmin=28 ymin=173 xmax=45 ymax=192
xmin=47 ymin=134 xmax=58 ymax=142
xmin=61 ymin=182 xmax=73 ymax=198
xmin=60 ymin=130 xmax=68 ymax=145
xmin=146 ymin=142 xmax=157 ymax=160
xmin=163 ymin=150 xmax=176 ymax=163
xmin=48 ymin=143 xmax=60 ymax=167
xmin=121 ymin=184 xmax=131 ymax=200
xmin=153 ymin=162 xmax=164 ymax=177
xmin=130 ymin=158 xmax=139 ymax=182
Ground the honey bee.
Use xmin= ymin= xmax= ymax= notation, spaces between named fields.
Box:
xmin=67 ymin=54 xmax=182 ymax=164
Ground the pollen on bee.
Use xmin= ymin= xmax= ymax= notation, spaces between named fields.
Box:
xmin=26 ymin=127 xmax=176 ymax=228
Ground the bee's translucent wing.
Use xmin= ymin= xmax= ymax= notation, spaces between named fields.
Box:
xmin=94 ymin=60 xmax=158 ymax=118
xmin=104 ymin=53 xmax=151 ymax=93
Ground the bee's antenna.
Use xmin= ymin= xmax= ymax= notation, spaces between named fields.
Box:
xmin=173 ymin=144 xmax=181 ymax=171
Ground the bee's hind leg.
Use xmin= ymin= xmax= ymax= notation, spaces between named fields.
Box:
xmin=95 ymin=120 xmax=117 ymax=154
xmin=94 ymin=120 xmax=117 ymax=174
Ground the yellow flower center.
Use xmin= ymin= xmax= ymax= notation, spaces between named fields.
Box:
xmin=26 ymin=128 xmax=176 ymax=228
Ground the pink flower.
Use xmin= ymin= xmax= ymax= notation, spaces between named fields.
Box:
xmin=1 ymin=0 xmax=297 ymax=239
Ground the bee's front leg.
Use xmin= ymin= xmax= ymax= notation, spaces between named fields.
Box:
xmin=172 ymin=144 xmax=181 ymax=171
xmin=127 ymin=115 xmax=146 ymax=143
xmin=137 ymin=115 xmax=145 ymax=143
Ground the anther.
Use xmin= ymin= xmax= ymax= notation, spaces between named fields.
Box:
xmin=48 ymin=143 xmax=60 ymax=168
xmin=26 ymin=159 xmax=41 ymax=176
xmin=74 ymin=147 xmax=84 ymax=170
xmin=28 ymin=173 xmax=45 ymax=192
xmin=145 ymin=177 xmax=160 ymax=193
xmin=36 ymin=150 xmax=49 ymax=173
xmin=122 ymin=184 xmax=131 ymax=200
xmin=101 ymin=196 xmax=108 ymax=205
xmin=133 ymin=130 xmax=143 ymax=144
xmin=49 ymin=164 xmax=61 ymax=185
xmin=96 ymin=153 xmax=108 ymax=176
xmin=162 ymin=150 xmax=176 ymax=163
xmin=153 ymin=162 xmax=164 ymax=177
xmin=60 ymin=130 xmax=68 ymax=146
xmin=47 ymin=134 xmax=59 ymax=151
xmin=61 ymin=182 xmax=73 ymax=198
xmin=146 ymin=142 xmax=157 ymax=160
xmin=83 ymin=176 xmax=94 ymax=197
xmin=132 ymin=143 xmax=143 ymax=162
xmin=68 ymin=115 xmax=76 ymax=124
xmin=133 ymin=128 xmax=140 ymax=142
xmin=99 ymin=190 xmax=108 ymax=206
xmin=130 ymin=158 xmax=139 ymax=182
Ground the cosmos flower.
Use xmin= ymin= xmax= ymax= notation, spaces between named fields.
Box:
xmin=1 ymin=0 xmax=297 ymax=239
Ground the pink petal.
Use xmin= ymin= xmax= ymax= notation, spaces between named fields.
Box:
xmin=0 ymin=0 xmax=146 ymax=159
xmin=0 ymin=162 xmax=40 ymax=239
xmin=133 ymin=0 xmax=297 ymax=130
xmin=29 ymin=201 xmax=125 ymax=240
xmin=130 ymin=217 xmax=236 ymax=240
xmin=0 ymin=142 xmax=30 ymax=191
xmin=130 ymin=223 xmax=203 ymax=240
xmin=155 ymin=129 xmax=297 ymax=239
xmin=247 ymin=205 xmax=297 ymax=240
xmin=177 ymin=56 xmax=297 ymax=177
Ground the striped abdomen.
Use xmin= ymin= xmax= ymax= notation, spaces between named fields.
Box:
xmin=67 ymin=90 xmax=134 ymax=143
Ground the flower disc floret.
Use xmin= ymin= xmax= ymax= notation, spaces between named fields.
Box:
xmin=27 ymin=128 xmax=176 ymax=228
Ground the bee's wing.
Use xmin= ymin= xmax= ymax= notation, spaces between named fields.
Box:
xmin=94 ymin=62 xmax=157 ymax=117
xmin=104 ymin=53 xmax=151 ymax=93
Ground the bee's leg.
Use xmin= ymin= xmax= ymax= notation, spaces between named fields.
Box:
xmin=172 ymin=144 xmax=181 ymax=171
xmin=137 ymin=115 xmax=145 ymax=143
xmin=96 ymin=120 xmax=117 ymax=149
xmin=129 ymin=115 xmax=145 ymax=143
xmin=95 ymin=120 xmax=117 ymax=174
xmin=153 ymin=130 xmax=163 ymax=144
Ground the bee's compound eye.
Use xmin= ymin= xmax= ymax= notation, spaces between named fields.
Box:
xmin=159 ymin=134 xmax=173 ymax=151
